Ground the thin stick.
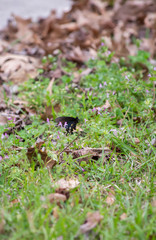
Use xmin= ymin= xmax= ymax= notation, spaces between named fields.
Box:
xmin=47 ymin=167 xmax=53 ymax=182
xmin=121 ymin=106 xmax=130 ymax=126
xmin=58 ymin=134 xmax=80 ymax=157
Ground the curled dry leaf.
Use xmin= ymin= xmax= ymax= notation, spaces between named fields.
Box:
xmin=47 ymin=193 xmax=66 ymax=203
xmin=10 ymin=198 xmax=20 ymax=207
xmin=106 ymin=193 xmax=115 ymax=205
xmin=0 ymin=53 xmax=40 ymax=84
xmin=144 ymin=13 xmax=156 ymax=29
xmin=53 ymin=178 xmax=80 ymax=191
xmin=13 ymin=14 xmax=43 ymax=45
xmin=66 ymin=46 xmax=89 ymax=63
xmin=134 ymin=138 xmax=140 ymax=144
xmin=80 ymin=211 xmax=103 ymax=234
xmin=100 ymin=100 xmax=111 ymax=110
xmin=120 ymin=213 xmax=127 ymax=220
xmin=48 ymin=193 xmax=66 ymax=203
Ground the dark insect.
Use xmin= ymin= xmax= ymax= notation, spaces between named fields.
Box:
xmin=55 ymin=116 xmax=79 ymax=134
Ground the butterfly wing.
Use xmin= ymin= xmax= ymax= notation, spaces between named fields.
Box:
xmin=55 ymin=116 xmax=79 ymax=134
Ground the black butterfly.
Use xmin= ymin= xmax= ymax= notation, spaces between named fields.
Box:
xmin=55 ymin=116 xmax=79 ymax=134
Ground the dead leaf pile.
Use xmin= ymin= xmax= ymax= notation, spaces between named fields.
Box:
xmin=0 ymin=0 xmax=155 ymax=66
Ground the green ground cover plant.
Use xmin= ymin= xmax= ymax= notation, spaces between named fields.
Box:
xmin=0 ymin=47 xmax=156 ymax=240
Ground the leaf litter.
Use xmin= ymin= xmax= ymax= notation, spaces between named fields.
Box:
xmin=0 ymin=0 xmax=156 ymax=66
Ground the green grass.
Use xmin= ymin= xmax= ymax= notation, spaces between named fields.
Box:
xmin=0 ymin=48 xmax=156 ymax=240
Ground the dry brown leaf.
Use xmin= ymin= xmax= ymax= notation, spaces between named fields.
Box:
xmin=53 ymin=178 xmax=80 ymax=190
xmin=73 ymin=68 xmax=94 ymax=84
xmin=120 ymin=213 xmax=127 ymax=220
xmin=151 ymin=197 xmax=156 ymax=207
xmin=100 ymin=100 xmax=111 ymax=110
xmin=13 ymin=14 xmax=42 ymax=45
xmin=27 ymin=139 xmax=57 ymax=168
xmin=134 ymin=138 xmax=140 ymax=144
xmin=60 ymin=22 xmax=79 ymax=32
xmin=0 ymin=115 xmax=8 ymax=126
xmin=13 ymin=99 xmax=29 ymax=106
xmin=47 ymin=193 xmax=67 ymax=203
xmin=46 ymin=78 xmax=55 ymax=95
xmin=10 ymin=198 xmax=20 ymax=207
xmin=106 ymin=194 xmax=115 ymax=205
xmin=113 ymin=1 xmax=154 ymax=22
xmin=144 ymin=13 xmax=156 ymax=29
xmin=41 ymin=103 xmax=61 ymax=121
xmin=66 ymin=47 xmax=89 ymax=63
xmin=80 ymin=211 xmax=103 ymax=233
xmin=53 ymin=206 xmax=59 ymax=219
xmin=0 ymin=54 xmax=39 ymax=83
xmin=64 ymin=147 xmax=111 ymax=164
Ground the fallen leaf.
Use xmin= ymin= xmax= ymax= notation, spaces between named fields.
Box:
xmin=10 ymin=198 xmax=20 ymax=207
xmin=151 ymin=197 xmax=156 ymax=207
xmin=106 ymin=194 xmax=115 ymax=205
xmin=134 ymin=138 xmax=140 ymax=144
xmin=53 ymin=178 xmax=80 ymax=190
xmin=13 ymin=14 xmax=42 ymax=45
xmin=80 ymin=211 xmax=103 ymax=233
xmin=64 ymin=147 xmax=110 ymax=164
xmin=0 ymin=54 xmax=40 ymax=83
xmin=46 ymin=77 xmax=55 ymax=95
xmin=73 ymin=68 xmax=94 ymax=84
xmin=120 ymin=213 xmax=127 ymax=220
xmin=41 ymin=103 xmax=61 ymax=121
xmin=66 ymin=46 xmax=89 ymax=63
xmin=27 ymin=138 xmax=57 ymax=168
xmin=100 ymin=100 xmax=111 ymax=110
xmin=0 ymin=115 xmax=8 ymax=126
xmin=53 ymin=206 xmax=59 ymax=219
xmin=47 ymin=193 xmax=67 ymax=203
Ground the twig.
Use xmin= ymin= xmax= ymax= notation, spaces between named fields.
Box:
xmin=58 ymin=134 xmax=80 ymax=157
xmin=47 ymin=167 xmax=53 ymax=182
xmin=120 ymin=106 xmax=130 ymax=126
